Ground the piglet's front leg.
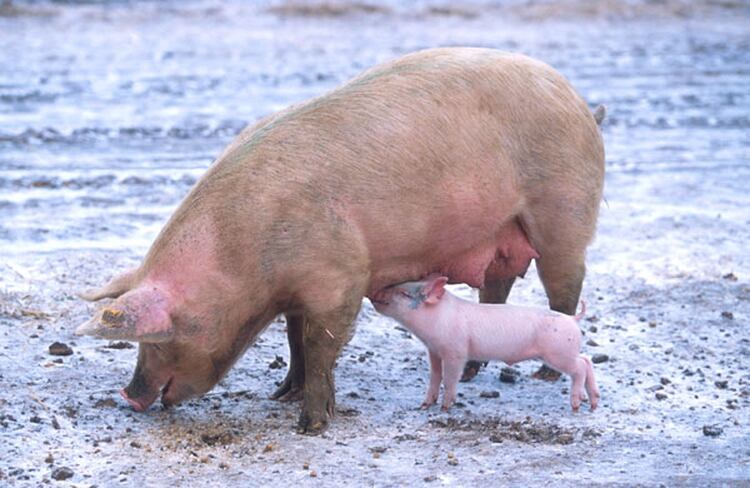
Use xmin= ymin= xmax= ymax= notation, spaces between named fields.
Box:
xmin=440 ymin=357 xmax=466 ymax=411
xmin=422 ymin=350 xmax=443 ymax=408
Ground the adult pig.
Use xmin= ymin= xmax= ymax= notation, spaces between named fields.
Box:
xmin=76 ymin=47 xmax=605 ymax=434
xmin=371 ymin=275 xmax=600 ymax=411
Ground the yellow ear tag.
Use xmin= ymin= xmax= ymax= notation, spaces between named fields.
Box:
xmin=101 ymin=308 xmax=126 ymax=328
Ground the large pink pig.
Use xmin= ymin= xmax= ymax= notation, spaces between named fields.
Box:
xmin=372 ymin=275 xmax=600 ymax=411
xmin=76 ymin=47 xmax=605 ymax=433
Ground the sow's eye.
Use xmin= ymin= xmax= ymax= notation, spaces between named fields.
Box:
xmin=399 ymin=291 xmax=411 ymax=298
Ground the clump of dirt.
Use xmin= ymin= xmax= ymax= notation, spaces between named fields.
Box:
xmin=51 ymin=467 xmax=74 ymax=481
xmin=199 ymin=429 xmax=236 ymax=447
xmin=48 ymin=342 xmax=73 ymax=356
xmin=429 ymin=416 xmax=601 ymax=445
xmin=94 ymin=398 xmax=118 ymax=409
xmin=499 ymin=367 xmax=520 ymax=384
xmin=105 ymin=341 xmax=134 ymax=349
xmin=268 ymin=355 xmax=287 ymax=369
xmin=267 ymin=1 xmax=390 ymax=18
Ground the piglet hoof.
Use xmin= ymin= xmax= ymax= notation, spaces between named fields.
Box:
xmin=420 ymin=402 xmax=433 ymax=410
xmin=440 ymin=405 xmax=452 ymax=412
xmin=532 ymin=364 xmax=562 ymax=382
xmin=590 ymin=397 xmax=600 ymax=411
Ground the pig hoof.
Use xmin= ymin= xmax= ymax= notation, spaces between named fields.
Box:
xmin=531 ymin=364 xmax=562 ymax=382
xmin=270 ymin=383 xmax=304 ymax=402
xmin=460 ymin=360 xmax=484 ymax=382
xmin=297 ymin=412 xmax=329 ymax=435
xmin=271 ymin=370 xmax=305 ymax=402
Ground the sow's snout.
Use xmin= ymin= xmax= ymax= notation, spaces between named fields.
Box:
xmin=120 ymin=343 xmax=173 ymax=412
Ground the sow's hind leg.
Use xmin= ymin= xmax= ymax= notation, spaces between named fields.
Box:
xmin=523 ymin=183 xmax=602 ymax=381
xmin=530 ymin=234 xmax=587 ymax=383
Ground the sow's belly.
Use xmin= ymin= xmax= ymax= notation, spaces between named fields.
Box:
xmin=366 ymin=218 xmax=539 ymax=296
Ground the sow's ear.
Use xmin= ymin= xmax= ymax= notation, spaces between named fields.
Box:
xmin=423 ymin=276 xmax=449 ymax=305
xmin=78 ymin=268 xmax=138 ymax=302
xmin=75 ymin=286 xmax=174 ymax=343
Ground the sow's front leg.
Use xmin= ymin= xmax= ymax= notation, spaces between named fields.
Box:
xmin=297 ymin=278 xmax=366 ymax=434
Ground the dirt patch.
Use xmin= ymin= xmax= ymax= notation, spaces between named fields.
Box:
xmin=429 ymin=416 xmax=600 ymax=445
xmin=267 ymin=1 xmax=390 ymax=18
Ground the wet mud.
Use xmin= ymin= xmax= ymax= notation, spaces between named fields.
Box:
xmin=1 ymin=0 xmax=749 ymax=486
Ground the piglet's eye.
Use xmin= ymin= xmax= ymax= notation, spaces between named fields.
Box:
xmin=399 ymin=291 xmax=411 ymax=298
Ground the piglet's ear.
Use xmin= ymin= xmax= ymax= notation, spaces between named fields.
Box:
xmin=75 ymin=286 xmax=174 ymax=343
xmin=423 ymin=276 xmax=449 ymax=305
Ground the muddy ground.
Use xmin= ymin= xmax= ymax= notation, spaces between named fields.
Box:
xmin=1 ymin=1 xmax=749 ymax=486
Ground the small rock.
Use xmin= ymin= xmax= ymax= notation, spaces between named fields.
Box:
xmin=94 ymin=398 xmax=117 ymax=408
xmin=557 ymin=433 xmax=574 ymax=444
xmin=588 ymin=325 xmax=598 ymax=333
xmin=586 ymin=339 xmax=599 ymax=347
xmin=480 ymin=390 xmax=500 ymax=398
xmin=309 ymin=470 xmax=317 ymax=478
xmin=51 ymin=467 xmax=74 ymax=481
xmin=715 ymin=380 xmax=728 ymax=389
xmin=130 ymin=441 xmax=141 ymax=449
xmin=591 ymin=353 xmax=609 ymax=364
xmin=44 ymin=454 xmax=54 ymax=464
xmin=703 ymin=425 xmax=723 ymax=437
xmin=29 ymin=415 xmax=43 ymax=424
xmin=723 ymin=272 xmax=738 ymax=281
xmin=660 ymin=377 xmax=671 ymax=386
xmin=721 ymin=311 xmax=734 ymax=320
xmin=105 ymin=341 xmax=134 ymax=349
xmin=49 ymin=342 xmax=73 ymax=356
xmin=499 ymin=367 xmax=520 ymax=384
xmin=424 ymin=475 xmax=437 ymax=482
xmin=655 ymin=392 xmax=668 ymax=401
xmin=268 ymin=355 xmax=286 ymax=370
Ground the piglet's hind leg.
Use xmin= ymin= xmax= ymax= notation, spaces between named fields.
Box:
xmin=582 ymin=356 xmax=600 ymax=410
xmin=567 ymin=357 xmax=591 ymax=412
